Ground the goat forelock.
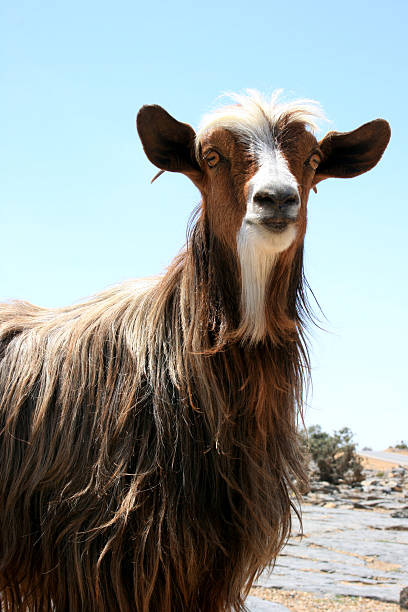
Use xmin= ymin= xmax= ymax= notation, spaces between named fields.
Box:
xmin=195 ymin=89 xmax=325 ymax=156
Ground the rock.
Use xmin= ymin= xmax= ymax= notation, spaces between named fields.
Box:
xmin=384 ymin=524 xmax=408 ymax=531
xmin=303 ymin=466 xmax=408 ymax=517
xmin=337 ymin=503 xmax=354 ymax=510
xmin=400 ymin=586 xmax=408 ymax=609
xmin=353 ymin=502 xmax=370 ymax=510
xmin=245 ymin=596 xmax=290 ymax=611
xmin=310 ymin=482 xmax=337 ymax=494
xmin=391 ymin=509 xmax=408 ymax=519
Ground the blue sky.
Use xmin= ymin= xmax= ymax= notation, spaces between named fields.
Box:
xmin=1 ymin=0 xmax=407 ymax=448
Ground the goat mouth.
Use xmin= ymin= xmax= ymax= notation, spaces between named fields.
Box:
xmin=260 ymin=218 xmax=295 ymax=233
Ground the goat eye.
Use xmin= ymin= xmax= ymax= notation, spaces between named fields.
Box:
xmin=309 ymin=154 xmax=321 ymax=171
xmin=204 ymin=150 xmax=221 ymax=168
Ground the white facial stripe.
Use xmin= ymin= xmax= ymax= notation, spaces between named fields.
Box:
xmin=237 ymin=141 xmax=300 ymax=343
xmin=246 ymin=144 xmax=300 ymax=223
xmin=252 ymin=146 xmax=299 ymax=195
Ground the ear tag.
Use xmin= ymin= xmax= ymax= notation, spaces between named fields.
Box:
xmin=151 ymin=170 xmax=165 ymax=184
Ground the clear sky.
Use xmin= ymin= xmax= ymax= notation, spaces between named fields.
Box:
xmin=1 ymin=0 xmax=407 ymax=449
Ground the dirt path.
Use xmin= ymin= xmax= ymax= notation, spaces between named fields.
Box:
xmin=359 ymin=450 xmax=408 ymax=467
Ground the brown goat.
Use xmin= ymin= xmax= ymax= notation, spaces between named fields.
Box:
xmin=0 ymin=91 xmax=390 ymax=611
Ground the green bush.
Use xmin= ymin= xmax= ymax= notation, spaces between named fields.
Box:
xmin=395 ymin=440 xmax=408 ymax=450
xmin=305 ymin=425 xmax=364 ymax=485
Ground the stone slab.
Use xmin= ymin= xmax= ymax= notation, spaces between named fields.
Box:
xmin=255 ymin=505 xmax=408 ymax=603
xmin=245 ymin=596 xmax=290 ymax=611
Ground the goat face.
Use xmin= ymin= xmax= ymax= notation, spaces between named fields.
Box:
xmin=137 ymin=93 xmax=390 ymax=260
xmin=197 ymin=122 xmax=319 ymax=256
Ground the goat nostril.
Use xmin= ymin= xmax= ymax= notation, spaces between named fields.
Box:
xmin=254 ymin=194 xmax=275 ymax=208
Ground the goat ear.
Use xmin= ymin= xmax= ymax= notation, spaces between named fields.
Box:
xmin=137 ymin=105 xmax=202 ymax=180
xmin=313 ymin=119 xmax=390 ymax=184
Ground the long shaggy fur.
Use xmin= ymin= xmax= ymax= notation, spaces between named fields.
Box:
xmin=0 ymin=216 xmax=310 ymax=611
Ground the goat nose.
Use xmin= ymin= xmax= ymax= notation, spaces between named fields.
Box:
xmin=253 ymin=187 xmax=300 ymax=211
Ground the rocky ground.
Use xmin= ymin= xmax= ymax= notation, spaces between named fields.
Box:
xmin=248 ymin=460 xmax=408 ymax=611
xmin=303 ymin=463 xmax=408 ymax=516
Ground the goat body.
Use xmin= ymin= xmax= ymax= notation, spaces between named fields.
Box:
xmin=0 ymin=91 xmax=390 ymax=611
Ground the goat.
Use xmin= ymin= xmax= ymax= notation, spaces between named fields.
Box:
xmin=0 ymin=91 xmax=390 ymax=611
